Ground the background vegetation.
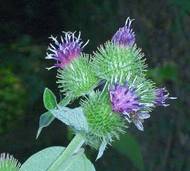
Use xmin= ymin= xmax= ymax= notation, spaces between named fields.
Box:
xmin=0 ymin=0 xmax=189 ymax=170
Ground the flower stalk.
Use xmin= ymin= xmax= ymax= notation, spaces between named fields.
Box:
xmin=47 ymin=133 xmax=86 ymax=171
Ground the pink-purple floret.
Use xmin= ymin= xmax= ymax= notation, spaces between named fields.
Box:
xmin=109 ymin=83 xmax=142 ymax=115
xmin=54 ymin=41 xmax=82 ymax=68
xmin=112 ymin=17 xmax=135 ymax=47
xmin=46 ymin=32 xmax=88 ymax=70
xmin=109 ymin=79 xmax=150 ymax=131
xmin=155 ymin=88 xmax=173 ymax=107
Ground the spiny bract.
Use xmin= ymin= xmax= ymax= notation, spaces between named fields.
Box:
xmin=0 ymin=153 xmax=21 ymax=171
xmin=92 ymin=41 xmax=147 ymax=81
xmin=81 ymin=91 xmax=126 ymax=148
xmin=57 ymin=53 xmax=98 ymax=99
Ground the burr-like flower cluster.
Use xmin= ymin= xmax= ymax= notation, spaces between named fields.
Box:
xmin=45 ymin=17 xmax=176 ymax=148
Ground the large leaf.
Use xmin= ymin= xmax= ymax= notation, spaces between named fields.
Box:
xmin=21 ymin=147 xmax=96 ymax=171
xmin=50 ymin=107 xmax=89 ymax=132
xmin=36 ymin=111 xmax=55 ymax=139
xmin=43 ymin=88 xmax=57 ymax=110
xmin=112 ymin=133 xmax=145 ymax=171
xmin=61 ymin=149 xmax=96 ymax=171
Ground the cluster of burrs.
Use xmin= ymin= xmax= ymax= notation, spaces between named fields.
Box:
xmin=45 ymin=16 xmax=176 ymax=137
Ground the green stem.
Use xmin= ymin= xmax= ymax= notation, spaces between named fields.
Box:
xmin=46 ymin=133 xmax=85 ymax=171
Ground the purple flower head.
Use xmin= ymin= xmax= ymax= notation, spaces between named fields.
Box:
xmin=109 ymin=78 xmax=142 ymax=115
xmin=155 ymin=88 xmax=177 ymax=107
xmin=112 ymin=17 xmax=135 ymax=47
xmin=46 ymin=31 xmax=89 ymax=70
xmin=109 ymin=74 xmax=152 ymax=131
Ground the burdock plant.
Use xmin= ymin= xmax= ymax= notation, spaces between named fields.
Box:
xmin=9 ymin=17 xmax=176 ymax=171
xmin=0 ymin=153 xmax=21 ymax=171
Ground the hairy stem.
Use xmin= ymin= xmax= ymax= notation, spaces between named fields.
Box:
xmin=46 ymin=133 xmax=85 ymax=171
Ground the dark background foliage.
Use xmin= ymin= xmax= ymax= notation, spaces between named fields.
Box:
xmin=0 ymin=0 xmax=189 ymax=170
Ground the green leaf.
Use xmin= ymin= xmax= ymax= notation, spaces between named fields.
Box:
xmin=21 ymin=147 xmax=96 ymax=171
xmin=43 ymin=88 xmax=57 ymax=110
xmin=37 ymin=97 xmax=71 ymax=138
xmin=112 ymin=133 xmax=145 ymax=171
xmin=96 ymin=140 xmax=107 ymax=160
xmin=36 ymin=111 xmax=55 ymax=139
xmin=50 ymin=107 xmax=89 ymax=132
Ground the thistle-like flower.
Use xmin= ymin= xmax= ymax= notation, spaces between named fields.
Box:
xmin=0 ymin=153 xmax=21 ymax=171
xmin=92 ymin=41 xmax=146 ymax=81
xmin=155 ymin=88 xmax=177 ymax=107
xmin=109 ymin=74 xmax=155 ymax=131
xmin=81 ymin=91 xmax=126 ymax=148
xmin=46 ymin=31 xmax=89 ymax=70
xmin=112 ymin=17 xmax=135 ymax=47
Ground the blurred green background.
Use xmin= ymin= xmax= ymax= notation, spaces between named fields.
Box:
xmin=0 ymin=0 xmax=189 ymax=170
